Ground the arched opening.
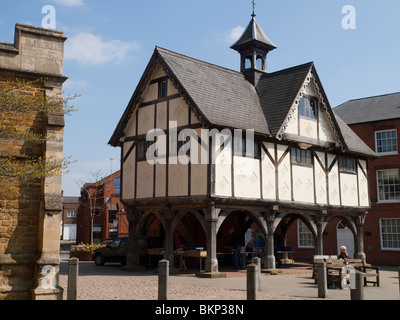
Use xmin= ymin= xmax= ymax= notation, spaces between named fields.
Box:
xmin=172 ymin=212 xmax=207 ymax=271
xmin=244 ymin=56 xmax=252 ymax=70
xmin=337 ymin=219 xmax=355 ymax=258
xmin=217 ymin=210 xmax=267 ymax=270
xmin=279 ymin=214 xmax=316 ymax=264
xmin=256 ymin=55 xmax=264 ymax=70
xmin=137 ymin=212 xmax=165 ymax=267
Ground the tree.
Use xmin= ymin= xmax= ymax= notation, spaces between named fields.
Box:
xmin=77 ymin=170 xmax=107 ymax=244
xmin=0 ymin=79 xmax=77 ymax=200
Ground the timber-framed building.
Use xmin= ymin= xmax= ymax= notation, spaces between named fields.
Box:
xmin=109 ymin=13 xmax=376 ymax=276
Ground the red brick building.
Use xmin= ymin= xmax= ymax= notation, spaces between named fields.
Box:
xmin=61 ymin=196 xmax=79 ymax=241
xmin=334 ymin=93 xmax=400 ymax=266
xmin=76 ymin=171 xmax=128 ymax=244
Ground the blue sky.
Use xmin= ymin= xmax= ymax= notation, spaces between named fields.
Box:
xmin=2 ymin=0 xmax=400 ymax=196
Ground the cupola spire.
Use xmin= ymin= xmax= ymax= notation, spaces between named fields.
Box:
xmin=231 ymin=4 xmax=277 ymax=85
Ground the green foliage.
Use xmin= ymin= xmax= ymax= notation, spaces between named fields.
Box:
xmin=0 ymin=79 xmax=78 ymax=200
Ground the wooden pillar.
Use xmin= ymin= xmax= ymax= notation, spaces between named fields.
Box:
xmin=124 ymin=207 xmax=145 ymax=270
xmin=197 ymin=205 xmax=225 ymax=278
xmin=355 ymin=213 xmax=367 ymax=261
xmin=266 ymin=215 xmax=276 ymax=270
xmin=164 ymin=207 xmax=175 ymax=267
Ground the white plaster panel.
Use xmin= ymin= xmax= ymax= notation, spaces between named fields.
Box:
xmin=318 ymin=111 xmax=335 ymax=143
xmin=328 ymin=157 xmax=340 ymax=205
xmin=168 ymin=160 xmax=188 ymax=196
xmin=358 ymin=163 xmax=369 ymax=207
xmin=340 ymin=173 xmax=358 ymax=207
xmin=299 ymin=118 xmax=318 ymax=140
xmin=314 ymin=158 xmax=327 ymax=205
xmin=156 ymin=101 xmax=168 ymax=130
xmin=136 ymin=161 xmax=154 ymax=199
xmin=214 ymin=135 xmax=232 ymax=197
xmin=142 ymin=83 xmax=158 ymax=102
xmin=278 ymin=153 xmax=291 ymax=201
xmin=122 ymin=150 xmax=135 ymax=200
xmin=234 ymin=157 xmax=261 ymax=199
xmin=155 ymin=164 xmax=166 ymax=197
xmin=261 ymin=149 xmax=276 ymax=200
xmin=137 ymin=105 xmax=155 ymax=136
xmin=292 ymin=166 xmax=314 ymax=203
xmin=169 ymin=98 xmax=189 ymax=128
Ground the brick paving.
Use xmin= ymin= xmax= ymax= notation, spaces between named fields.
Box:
xmin=58 ymin=253 xmax=316 ymax=300
xmin=58 ymin=268 xmax=314 ymax=301
xmin=59 ymin=248 xmax=399 ymax=301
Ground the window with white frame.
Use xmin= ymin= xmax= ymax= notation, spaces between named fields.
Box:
xmin=67 ymin=210 xmax=76 ymax=218
xmin=375 ymin=129 xmax=398 ymax=155
xmin=297 ymin=220 xmax=314 ymax=248
xmin=377 ymin=169 xmax=400 ymax=202
xmin=380 ymin=218 xmax=400 ymax=250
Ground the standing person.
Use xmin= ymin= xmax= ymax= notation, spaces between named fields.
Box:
xmin=174 ymin=231 xmax=187 ymax=271
xmin=230 ymin=229 xmax=243 ymax=270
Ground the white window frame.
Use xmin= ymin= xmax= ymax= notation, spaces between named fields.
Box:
xmin=380 ymin=218 xmax=400 ymax=251
xmin=67 ymin=210 xmax=76 ymax=218
xmin=297 ymin=220 xmax=314 ymax=248
xmin=375 ymin=129 xmax=398 ymax=156
xmin=376 ymin=169 xmax=400 ymax=203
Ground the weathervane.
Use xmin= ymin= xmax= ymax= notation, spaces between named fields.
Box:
xmin=252 ymin=0 xmax=256 ymax=17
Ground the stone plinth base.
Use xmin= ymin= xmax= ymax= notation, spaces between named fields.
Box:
xmin=261 ymin=269 xmax=283 ymax=275
xmin=195 ymin=272 xmax=227 ymax=278
xmin=31 ymin=287 xmax=64 ymax=300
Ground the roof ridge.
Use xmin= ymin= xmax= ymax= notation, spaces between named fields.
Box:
xmin=156 ymin=46 xmax=244 ymax=78
xmin=345 ymin=91 xmax=400 ymax=103
xmin=265 ymin=62 xmax=314 ymax=77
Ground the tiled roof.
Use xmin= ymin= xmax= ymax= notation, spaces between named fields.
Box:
xmin=109 ymin=47 xmax=376 ymax=158
xmin=257 ymin=62 xmax=314 ymax=134
xmin=157 ymin=47 xmax=270 ymax=135
xmin=334 ymin=112 xmax=377 ymax=158
xmin=230 ymin=16 xmax=277 ymax=52
xmin=334 ymin=92 xmax=400 ymax=124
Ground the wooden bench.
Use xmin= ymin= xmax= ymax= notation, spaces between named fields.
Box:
xmin=326 ymin=259 xmax=380 ymax=289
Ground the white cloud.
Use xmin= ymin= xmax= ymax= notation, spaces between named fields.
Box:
xmin=227 ymin=26 xmax=245 ymax=43
xmin=50 ymin=0 xmax=85 ymax=7
xmin=64 ymin=32 xmax=140 ymax=65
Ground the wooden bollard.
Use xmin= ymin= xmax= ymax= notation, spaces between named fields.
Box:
xmin=316 ymin=261 xmax=327 ymax=298
xmin=350 ymin=270 xmax=364 ymax=300
xmin=158 ymin=259 xmax=169 ymax=300
xmin=67 ymin=257 xmax=79 ymax=300
xmin=252 ymin=257 xmax=261 ymax=291
xmin=247 ymin=263 xmax=259 ymax=300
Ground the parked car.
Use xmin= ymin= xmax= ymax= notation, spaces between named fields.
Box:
xmin=92 ymin=237 xmax=129 ymax=266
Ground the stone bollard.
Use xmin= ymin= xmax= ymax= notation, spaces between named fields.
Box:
xmin=67 ymin=257 xmax=79 ymax=301
xmin=247 ymin=264 xmax=259 ymax=300
xmin=158 ymin=259 xmax=169 ymax=300
xmin=350 ymin=271 xmax=364 ymax=300
xmin=252 ymin=257 xmax=261 ymax=291
xmin=316 ymin=261 xmax=327 ymax=298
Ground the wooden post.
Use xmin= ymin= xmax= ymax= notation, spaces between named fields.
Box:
xmin=316 ymin=261 xmax=327 ymax=298
xmin=67 ymin=257 xmax=79 ymax=300
xmin=158 ymin=259 xmax=169 ymax=300
xmin=350 ymin=271 xmax=364 ymax=300
xmin=252 ymin=257 xmax=261 ymax=291
xmin=247 ymin=264 xmax=259 ymax=300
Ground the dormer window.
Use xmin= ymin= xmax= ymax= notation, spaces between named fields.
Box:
xmin=158 ymin=80 xmax=167 ymax=99
xmin=299 ymin=96 xmax=317 ymax=120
